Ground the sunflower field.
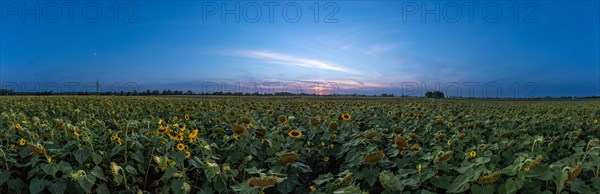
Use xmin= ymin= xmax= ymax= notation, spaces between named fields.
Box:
xmin=0 ymin=96 xmax=599 ymax=194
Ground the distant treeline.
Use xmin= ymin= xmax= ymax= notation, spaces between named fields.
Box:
xmin=1 ymin=89 xmax=599 ymax=99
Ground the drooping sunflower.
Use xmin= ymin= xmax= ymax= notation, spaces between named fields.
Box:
xmin=288 ymin=130 xmax=302 ymax=139
xmin=279 ymin=153 xmax=299 ymax=164
xmin=309 ymin=118 xmax=320 ymax=126
xmin=232 ymin=125 xmax=247 ymax=134
xmin=341 ymin=113 xmax=351 ymax=121
xmin=363 ymin=151 xmax=385 ymax=164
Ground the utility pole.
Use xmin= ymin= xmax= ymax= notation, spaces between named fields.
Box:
xmin=96 ymin=78 xmax=100 ymax=95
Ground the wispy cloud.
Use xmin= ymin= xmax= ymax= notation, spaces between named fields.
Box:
xmin=229 ymin=50 xmax=360 ymax=74
xmin=365 ymin=45 xmax=395 ymax=55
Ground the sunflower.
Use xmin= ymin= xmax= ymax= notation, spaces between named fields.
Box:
xmin=185 ymin=151 xmax=191 ymax=158
xmin=595 ymin=119 xmax=599 ymax=124
xmin=309 ymin=185 xmax=316 ymax=191
xmin=341 ymin=113 xmax=351 ymax=121
xmin=175 ymin=134 xmax=184 ymax=141
xmin=417 ymin=164 xmax=422 ymax=173
xmin=324 ymin=156 xmax=330 ymax=162
xmin=278 ymin=115 xmax=287 ymax=123
xmin=309 ymin=118 xmax=320 ymax=126
xmin=19 ymin=138 xmax=26 ymax=146
xmin=189 ymin=137 xmax=198 ymax=143
xmin=363 ymin=151 xmax=384 ymax=164
xmin=470 ymin=150 xmax=477 ymax=158
xmin=232 ymin=125 xmax=247 ymax=134
xmin=288 ymin=130 xmax=302 ymax=139
xmin=15 ymin=123 xmax=21 ymax=129
xmin=158 ymin=126 xmax=167 ymax=133
xmin=184 ymin=114 xmax=190 ymax=121
xmin=176 ymin=143 xmax=185 ymax=151
xmin=32 ymin=133 xmax=39 ymax=139
xmin=447 ymin=139 xmax=452 ymax=146
xmin=106 ymin=100 xmax=113 ymax=105
xmin=411 ymin=144 xmax=422 ymax=153
xmin=394 ymin=136 xmax=407 ymax=148
xmin=329 ymin=122 xmax=339 ymax=130
xmin=279 ymin=153 xmax=299 ymax=164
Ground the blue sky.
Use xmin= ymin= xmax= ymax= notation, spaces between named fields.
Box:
xmin=1 ymin=1 xmax=598 ymax=97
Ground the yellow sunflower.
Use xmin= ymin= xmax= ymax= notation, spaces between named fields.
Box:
xmin=288 ymin=130 xmax=302 ymax=139
xmin=185 ymin=151 xmax=191 ymax=158
xmin=32 ymin=133 xmax=39 ymax=139
xmin=19 ymin=138 xmax=26 ymax=146
xmin=470 ymin=150 xmax=477 ymax=158
xmin=15 ymin=123 xmax=21 ymax=129
xmin=341 ymin=113 xmax=351 ymax=121
xmin=309 ymin=185 xmax=316 ymax=191
xmin=176 ymin=143 xmax=185 ymax=151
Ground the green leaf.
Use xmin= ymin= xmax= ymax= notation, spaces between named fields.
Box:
xmin=591 ymin=177 xmax=600 ymax=191
xmin=74 ymin=147 xmax=91 ymax=164
xmin=471 ymin=184 xmax=494 ymax=194
xmin=430 ymin=175 xmax=450 ymax=190
xmin=8 ymin=178 xmax=25 ymax=192
xmin=245 ymin=167 xmax=264 ymax=175
xmin=77 ymin=174 xmax=96 ymax=193
xmin=171 ymin=179 xmax=186 ymax=194
xmin=41 ymin=163 xmax=59 ymax=177
xmin=313 ymin=173 xmax=334 ymax=185
xmin=361 ymin=167 xmax=380 ymax=187
xmin=569 ymin=178 xmax=592 ymax=193
xmin=231 ymin=182 xmax=260 ymax=194
xmin=48 ymin=182 xmax=67 ymax=194
xmin=553 ymin=169 xmax=568 ymax=193
xmin=499 ymin=178 xmax=518 ymax=194
xmin=292 ymin=162 xmax=312 ymax=173
xmin=0 ymin=170 xmax=10 ymax=185
xmin=91 ymin=166 xmax=107 ymax=181
xmin=160 ymin=167 xmax=176 ymax=182
xmin=95 ymin=183 xmax=110 ymax=194
xmin=379 ymin=170 xmax=403 ymax=191
xmin=277 ymin=175 xmax=299 ymax=194
xmin=531 ymin=166 xmax=553 ymax=181
xmin=125 ymin=165 xmax=137 ymax=175
xmin=447 ymin=169 xmax=474 ymax=193
xmin=29 ymin=178 xmax=47 ymax=194
xmin=91 ymin=153 xmax=102 ymax=165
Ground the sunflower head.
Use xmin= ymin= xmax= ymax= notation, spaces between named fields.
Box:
xmin=341 ymin=113 xmax=351 ymax=121
xmin=411 ymin=144 xmax=422 ymax=153
xmin=288 ymin=130 xmax=302 ymax=139
xmin=278 ymin=115 xmax=287 ymax=123
xmin=232 ymin=125 xmax=247 ymax=134
xmin=363 ymin=151 xmax=385 ymax=164
xmin=363 ymin=131 xmax=379 ymax=140
xmin=470 ymin=150 xmax=477 ymax=158
xmin=279 ymin=153 xmax=299 ymax=164
xmin=158 ymin=126 xmax=168 ymax=133
xmin=176 ymin=143 xmax=185 ymax=151
xmin=213 ymin=128 xmax=224 ymax=134
xmin=15 ymin=123 xmax=21 ymax=129
xmin=329 ymin=122 xmax=339 ymax=130
xmin=255 ymin=128 xmax=268 ymax=139
xmin=32 ymin=133 xmax=39 ymax=139
xmin=478 ymin=172 xmax=501 ymax=185
xmin=19 ymin=138 xmax=26 ymax=146
xmin=394 ymin=136 xmax=407 ymax=148
xmin=248 ymin=177 xmax=279 ymax=188
xmin=185 ymin=151 xmax=191 ymax=158
xmin=309 ymin=118 xmax=320 ymax=126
